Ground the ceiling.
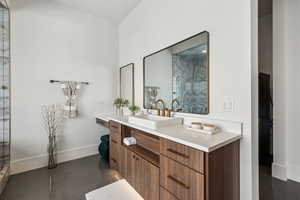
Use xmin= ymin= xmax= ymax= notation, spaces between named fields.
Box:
xmin=56 ymin=0 xmax=141 ymax=24
xmin=12 ymin=0 xmax=272 ymax=22
xmin=11 ymin=0 xmax=141 ymax=24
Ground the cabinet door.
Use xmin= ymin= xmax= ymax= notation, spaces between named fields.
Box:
xmin=109 ymin=137 xmax=120 ymax=171
xmin=134 ymin=154 xmax=143 ymax=195
xmin=138 ymin=158 xmax=159 ymax=200
xmin=125 ymin=150 xmax=159 ymax=200
xmin=119 ymin=145 xmax=127 ymax=177
xmin=126 ymin=149 xmax=136 ymax=187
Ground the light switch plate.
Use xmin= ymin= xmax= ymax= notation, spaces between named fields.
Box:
xmin=223 ymin=97 xmax=235 ymax=112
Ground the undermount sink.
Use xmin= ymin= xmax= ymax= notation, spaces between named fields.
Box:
xmin=128 ymin=114 xmax=183 ymax=130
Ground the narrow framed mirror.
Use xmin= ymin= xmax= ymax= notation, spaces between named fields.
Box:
xmin=120 ymin=63 xmax=135 ymax=104
xmin=143 ymin=31 xmax=209 ymax=114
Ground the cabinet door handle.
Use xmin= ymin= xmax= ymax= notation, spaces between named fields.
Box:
xmin=111 ymin=158 xmax=117 ymax=163
xmin=167 ymin=175 xmax=190 ymax=189
xmin=111 ymin=139 xmax=118 ymax=144
xmin=167 ymin=148 xmax=189 ymax=159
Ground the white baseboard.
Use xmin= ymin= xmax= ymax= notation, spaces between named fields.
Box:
xmin=272 ymin=162 xmax=287 ymax=181
xmin=287 ymin=164 xmax=300 ymax=183
xmin=10 ymin=144 xmax=99 ymax=175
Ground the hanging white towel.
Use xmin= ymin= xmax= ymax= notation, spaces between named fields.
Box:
xmin=60 ymin=81 xmax=81 ymax=118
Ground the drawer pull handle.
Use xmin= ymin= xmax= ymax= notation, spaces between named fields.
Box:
xmin=112 ymin=139 xmax=118 ymax=144
xmin=167 ymin=148 xmax=189 ymax=159
xmin=110 ymin=125 xmax=119 ymax=129
xmin=111 ymin=158 xmax=117 ymax=163
xmin=167 ymin=175 xmax=190 ymax=189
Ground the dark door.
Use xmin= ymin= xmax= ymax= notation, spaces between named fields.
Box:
xmin=259 ymin=73 xmax=273 ymax=166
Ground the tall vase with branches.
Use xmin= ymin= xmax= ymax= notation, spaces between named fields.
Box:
xmin=41 ymin=104 xmax=64 ymax=169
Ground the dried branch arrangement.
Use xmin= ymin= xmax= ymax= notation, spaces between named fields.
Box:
xmin=41 ymin=104 xmax=64 ymax=169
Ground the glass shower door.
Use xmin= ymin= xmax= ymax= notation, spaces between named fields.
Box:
xmin=0 ymin=0 xmax=10 ymax=176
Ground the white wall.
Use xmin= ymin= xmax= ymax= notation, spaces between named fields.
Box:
xmin=273 ymin=0 xmax=300 ymax=182
xmin=118 ymin=0 xmax=254 ymax=199
xmin=285 ymin=0 xmax=300 ymax=183
xmin=10 ymin=2 xmax=118 ymax=174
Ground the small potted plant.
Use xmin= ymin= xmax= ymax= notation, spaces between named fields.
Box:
xmin=128 ymin=105 xmax=140 ymax=116
xmin=113 ymin=98 xmax=129 ymax=116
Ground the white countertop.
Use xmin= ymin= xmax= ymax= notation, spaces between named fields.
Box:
xmin=96 ymin=114 xmax=242 ymax=152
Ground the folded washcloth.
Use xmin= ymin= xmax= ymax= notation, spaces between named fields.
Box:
xmin=123 ymin=137 xmax=137 ymax=146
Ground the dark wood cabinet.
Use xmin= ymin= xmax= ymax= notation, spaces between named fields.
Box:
xmin=107 ymin=120 xmax=240 ymax=200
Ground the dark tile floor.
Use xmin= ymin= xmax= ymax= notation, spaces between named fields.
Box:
xmin=2 ymin=157 xmax=300 ymax=200
xmin=0 ymin=155 xmax=120 ymax=200
xmin=260 ymin=165 xmax=300 ymax=200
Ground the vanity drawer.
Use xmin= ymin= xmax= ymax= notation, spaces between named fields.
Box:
xmin=160 ymin=138 xmax=205 ymax=173
xmin=160 ymin=187 xmax=179 ymax=200
xmin=131 ymin=129 xmax=160 ymax=155
xmin=160 ymin=156 xmax=204 ymax=200
xmin=110 ymin=121 xmax=121 ymax=144
xmin=110 ymin=141 xmax=120 ymax=171
xmin=110 ymin=131 xmax=121 ymax=144
xmin=110 ymin=121 xmax=121 ymax=134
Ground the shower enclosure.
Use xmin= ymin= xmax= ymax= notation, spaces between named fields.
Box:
xmin=0 ymin=0 xmax=10 ymax=194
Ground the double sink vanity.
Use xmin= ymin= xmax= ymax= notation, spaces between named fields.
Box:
xmin=96 ymin=114 xmax=241 ymax=200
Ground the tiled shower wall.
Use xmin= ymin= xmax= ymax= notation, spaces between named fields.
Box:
xmin=0 ymin=0 xmax=10 ymax=180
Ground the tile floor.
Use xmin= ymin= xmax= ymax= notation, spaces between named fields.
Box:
xmin=1 ymin=156 xmax=300 ymax=200
xmin=0 ymin=155 xmax=120 ymax=200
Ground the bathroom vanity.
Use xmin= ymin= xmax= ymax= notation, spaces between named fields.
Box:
xmin=96 ymin=115 xmax=241 ymax=200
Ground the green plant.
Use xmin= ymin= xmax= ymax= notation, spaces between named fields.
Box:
xmin=113 ymin=98 xmax=129 ymax=108
xmin=123 ymin=99 xmax=130 ymax=107
xmin=128 ymin=105 xmax=140 ymax=115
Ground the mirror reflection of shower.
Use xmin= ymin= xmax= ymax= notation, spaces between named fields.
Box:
xmin=144 ymin=31 xmax=209 ymax=114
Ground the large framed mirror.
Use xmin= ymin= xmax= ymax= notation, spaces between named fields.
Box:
xmin=143 ymin=31 xmax=209 ymax=114
xmin=120 ymin=63 xmax=134 ymax=104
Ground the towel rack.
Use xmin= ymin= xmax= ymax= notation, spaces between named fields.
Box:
xmin=49 ymin=80 xmax=89 ymax=85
